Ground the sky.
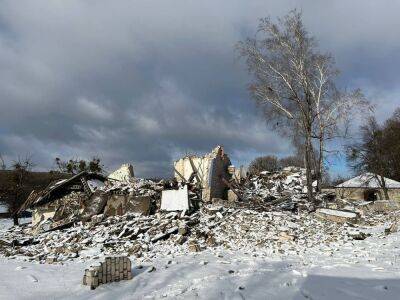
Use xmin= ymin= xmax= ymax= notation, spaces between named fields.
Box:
xmin=0 ymin=1 xmax=399 ymax=178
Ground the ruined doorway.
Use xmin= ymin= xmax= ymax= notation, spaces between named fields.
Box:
xmin=364 ymin=189 xmax=378 ymax=201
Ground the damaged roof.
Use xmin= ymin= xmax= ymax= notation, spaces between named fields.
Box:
xmin=19 ymin=171 xmax=107 ymax=212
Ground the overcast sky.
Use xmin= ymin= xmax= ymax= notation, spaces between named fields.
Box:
xmin=0 ymin=1 xmax=399 ymax=178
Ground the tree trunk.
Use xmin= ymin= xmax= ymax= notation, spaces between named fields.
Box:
xmin=13 ymin=213 xmax=19 ymax=226
xmin=316 ymin=137 xmax=324 ymax=193
xmin=304 ymin=134 xmax=314 ymax=203
xmin=12 ymin=191 xmax=20 ymax=226
xmin=380 ymin=175 xmax=390 ymax=200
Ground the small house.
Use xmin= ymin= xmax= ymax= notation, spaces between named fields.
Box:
xmin=335 ymin=173 xmax=400 ymax=201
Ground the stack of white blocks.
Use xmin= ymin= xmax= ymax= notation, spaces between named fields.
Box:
xmin=83 ymin=256 xmax=133 ymax=289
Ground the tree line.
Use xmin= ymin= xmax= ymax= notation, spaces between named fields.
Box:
xmin=248 ymin=155 xmax=303 ymax=175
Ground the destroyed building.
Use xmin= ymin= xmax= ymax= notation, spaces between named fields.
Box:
xmin=18 ymin=164 xmax=166 ymax=230
xmin=4 ymin=142 xmax=400 ymax=270
xmin=335 ymin=173 xmax=400 ymax=201
xmin=0 ymin=170 xmax=70 ymax=218
xmin=173 ymin=146 xmax=236 ymax=202
xmin=107 ymin=164 xmax=134 ymax=182
xmin=20 ymin=171 xmax=107 ymax=226
xmin=3 ymin=164 xmax=400 ymax=265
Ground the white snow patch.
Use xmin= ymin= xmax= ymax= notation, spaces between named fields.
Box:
xmin=317 ymin=208 xmax=358 ymax=218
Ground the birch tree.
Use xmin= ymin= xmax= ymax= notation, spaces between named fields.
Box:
xmin=313 ymin=88 xmax=368 ymax=191
xmin=238 ymin=10 xmax=367 ymax=202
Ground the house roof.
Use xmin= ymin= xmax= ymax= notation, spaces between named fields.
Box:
xmin=336 ymin=173 xmax=400 ymax=189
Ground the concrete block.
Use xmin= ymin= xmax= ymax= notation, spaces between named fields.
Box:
xmin=83 ymin=256 xmax=133 ymax=289
xmin=161 ymin=186 xmax=189 ymax=211
xmin=315 ymin=208 xmax=359 ymax=223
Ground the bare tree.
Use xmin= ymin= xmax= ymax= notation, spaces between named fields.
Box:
xmin=278 ymin=155 xmax=303 ymax=168
xmin=248 ymin=155 xmax=278 ymax=175
xmin=4 ymin=156 xmax=35 ymax=225
xmin=313 ymin=89 xmax=369 ymax=191
xmin=347 ymin=110 xmax=400 ymax=199
xmin=0 ymin=154 xmax=6 ymax=170
xmin=381 ymin=108 xmax=400 ymax=181
xmin=347 ymin=116 xmax=390 ymax=199
xmin=238 ymin=10 xmax=366 ymax=202
xmin=55 ymin=156 xmax=104 ymax=174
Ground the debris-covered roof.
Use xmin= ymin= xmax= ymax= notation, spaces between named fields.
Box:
xmin=20 ymin=171 xmax=107 ymax=211
xmin=336 ymin=173 xmax=400 ymax=189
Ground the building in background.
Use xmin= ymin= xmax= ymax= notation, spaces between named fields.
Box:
xmin=335 ymin=173 xmax=400 ymax=201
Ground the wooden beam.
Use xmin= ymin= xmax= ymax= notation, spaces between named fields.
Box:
xmin=221 ymin=177 xmax=242 ymax=200
xmin=188 ymin=156 xmax=202 ymax=184
xmin=173 ymin=167 xmax=187 ymax=183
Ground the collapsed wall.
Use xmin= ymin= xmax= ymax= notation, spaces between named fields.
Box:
xmin=32 ymin=191 xmax=86 ymax=226
xmin=7 ymin=159 xmax=400 ymax=264
xmin=173 ymin=146 xmax=232 ymax=201
xmin=107 ymin=164 xmax=134 ymax=182
xmin=25 ymin=168 xmax=161 ymax=231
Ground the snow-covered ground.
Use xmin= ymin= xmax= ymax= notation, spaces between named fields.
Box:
xmin=0 ymin=203 xmax=8 ymax=213
xmin=2 ymin=219 xmax=400 ymax=299
xmin=0 ymin=217 xmax=31 ymax=231
xmin=1 ymin=250 xmax=399 ymax=300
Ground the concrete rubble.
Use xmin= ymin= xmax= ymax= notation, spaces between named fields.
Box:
xmin=1 ymin=160 xmax=400 ymax=270
xmin=1 ymin=200 xmax=398 ymax=264
xmin=107 ymin=164 xmax=135 ymax=182
xmin=227 ymin=166 xmax=324 ymax=212
xmin=173 ymin=146 xmax=235 ymax=202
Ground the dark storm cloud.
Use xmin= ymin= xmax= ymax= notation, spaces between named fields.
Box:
xmin=0 ymin=1 xmax=399 ymax=177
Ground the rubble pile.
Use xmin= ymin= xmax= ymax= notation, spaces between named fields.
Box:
xmin=1 ymin=202 xmax=398 ymax=264
xmin=236 ymin=167 xmax=318 ymax=211
xmin=2 ymin=160 xmax=400 ymax=266
xmin=103 ymin=177 xmax=202 ymax=212
xmin=103 ymin=178 xmax=165 ymax=198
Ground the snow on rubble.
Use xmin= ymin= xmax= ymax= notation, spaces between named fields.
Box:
xmin=2 ymin=166 xmax=400 ymax=299
xmin=2 ymin=222 xmax=400 ymax=299
xmin=1 ymin=166 xmax=399 ymax=265
xmin=1 ymin=200 xmax=399 ymax=264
